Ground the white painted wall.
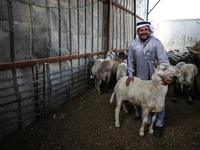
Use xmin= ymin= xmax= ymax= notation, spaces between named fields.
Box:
xmin=152 ymin=19 xmax=200 ymax=51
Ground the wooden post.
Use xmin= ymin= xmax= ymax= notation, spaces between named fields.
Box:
xmin=106 ymin=0 xmax=112 ymax=52
xmin=134 ymin=0 xmax=136 ymax=39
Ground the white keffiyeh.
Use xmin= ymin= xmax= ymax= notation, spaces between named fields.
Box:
xmin=136 ymin=21 xmax=156 ymax=37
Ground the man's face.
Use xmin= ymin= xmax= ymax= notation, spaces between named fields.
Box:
xmin=138 ymin=25 xmax=151 ymax=41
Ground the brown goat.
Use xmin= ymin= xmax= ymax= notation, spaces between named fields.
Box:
xmin=95 ymin=52 xmax=127 ymax=94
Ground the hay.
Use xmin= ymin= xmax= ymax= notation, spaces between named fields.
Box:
xmin=191 ymin=41 xmax=200 ymax=52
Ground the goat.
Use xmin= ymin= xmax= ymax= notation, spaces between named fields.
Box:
xmin=174 ymin=63 xmax=198 ymax=104
xmin=175 ymin=62 xmax=186 ymax=70
xmin=173 ymin=62 xmax=186 ymax=95
xmin=167 ymin=51 xmax=189 ymax=65
xmin=110 ymin=63 xmax=180 ymax=136
xmin=92 ymin=50 xmax=115 ymax=93
xmin=116 ymin=62 xmax=128 ymax=81
xmin=196 ymin=73 xmax=200 ymax=100
xmin=95 ymin=52 xmax=127 ymax=94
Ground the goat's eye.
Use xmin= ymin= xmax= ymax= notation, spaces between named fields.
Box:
xmin=163 ymin=68 xmax=166 ymax=71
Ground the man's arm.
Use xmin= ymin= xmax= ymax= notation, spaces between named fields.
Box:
xmin=156 ymin=39 xmax=170 ymax=65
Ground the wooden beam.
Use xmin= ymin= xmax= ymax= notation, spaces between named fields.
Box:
xmin=0 ymin=49 xmax=129 ymax=71
xmin=102 ymin=0 xmax=144 ymax=21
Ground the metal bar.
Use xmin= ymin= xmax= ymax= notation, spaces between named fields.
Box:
xmin=0 ymin=105 xmax=44 ymax=124
xmin=46 ymin=63 xmax=88 ymax=76
xmin=35 ymin=63 xmax=39 ymax=114
xmin=0 ymin=79 xmax=43 ymax=90
xmin=146 ymin=0 xmax=149 ymax=21
xmin=0 ymin=112 xmax=44 ymax=129
xmin=0 ymin=92 xmax=43 ymax=106
xmin=45 ymin=84 xmax=87 ymax=110
xmin=42 ymin=64 xmax=46 ymax=116
xmin=0 ymin=99 xmax=43 ymax=115
xmin=45 ymin=76 xmax=87 ymax=96
xmin=0 ymin=72 xmax=43 ymax=82
xmin=0 ymin=86 xmax=43 ymax=99
xmin=46 ymin=69 xmax=87 ymax=84
xmin=148 ymin=0 xmax=161 ymax=15
xmin=112 ymin=1 xmax=144 ymax=20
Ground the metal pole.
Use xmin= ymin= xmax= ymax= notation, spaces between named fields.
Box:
xmin=146 ymin=0 xmax=149 ymax=21
xmin=148 ymin=0 xmax=161 ymax=15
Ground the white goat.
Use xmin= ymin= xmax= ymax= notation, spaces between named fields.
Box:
xmin=174 ymin=63 xmax=198 ymax=104
xmin=116 ymin=62 xmax=127 ymax=81
xmin=92 ymin=50 xmax=115 ymax=93
xmin=110 ymin=63 xmax=180 ymax=136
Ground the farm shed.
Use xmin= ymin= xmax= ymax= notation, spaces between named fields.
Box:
xmin=0 ymin=0 xmax=148 ymax=141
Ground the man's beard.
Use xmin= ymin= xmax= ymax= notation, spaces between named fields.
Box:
xmin=139 ymin=34 xmax=150 ymax=43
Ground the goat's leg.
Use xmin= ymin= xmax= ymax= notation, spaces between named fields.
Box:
xmin=105 ymin=71 xmax=111 ymax=94
xmin=121 ymin=102 xmax=128 ymax=113
xmin=139 ymin=109 xmax=149 ymax=136
xmin=115 ymin=100 xmax=122 ymax=127
xmin=173 ymin=83 xmax=180 ymax=103
xmin=173 ymin=77 xmax=177 ymax=94
xmin=95 ymin=78 xmax=99 ymax=92
xmin=97 ymin=79 xmax=101 ymax=93
xmin=188 ymin=87 xmax=193 ymax=105
xmin=149 ymin=112 xmax=156 ymax=134
xmin=100 ymin=80 xmax=104 ymax=94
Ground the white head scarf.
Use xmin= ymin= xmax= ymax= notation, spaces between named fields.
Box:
xmin=136 ymin=21 xmax=156 ymax=37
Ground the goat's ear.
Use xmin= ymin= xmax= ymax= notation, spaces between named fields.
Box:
xmin=153 ymin=65 xmax=156 ymax=71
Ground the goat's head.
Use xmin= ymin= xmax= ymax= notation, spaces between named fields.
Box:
xmin=106 ymin=51 xmax=115 ymax=59
xmin=155 ymin=63 xmax=181 ymax=80
xmin=118 ymin=52 xmax=127 ymax=60
xmin=186 ymin=50 xmax=200 ymax=69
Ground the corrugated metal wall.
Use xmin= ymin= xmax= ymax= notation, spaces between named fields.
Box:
xmin=0 ymin=0 xmax=147 ymax=141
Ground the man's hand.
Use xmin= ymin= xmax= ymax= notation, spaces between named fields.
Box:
xmin=162 ymin=78 xmax=172 ymax=85
xmin=126 ymin=77 xmax=134 ymax=87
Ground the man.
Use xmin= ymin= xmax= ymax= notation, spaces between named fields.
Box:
xmin=126 ymin=21 xmax=172 ymax=138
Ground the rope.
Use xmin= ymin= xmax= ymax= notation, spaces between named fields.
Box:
xmin=18 ymin=0 xmax=102 ymax=9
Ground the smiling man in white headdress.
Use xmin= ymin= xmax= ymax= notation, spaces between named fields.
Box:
xmin=126 ymin=21 xmax=171 ymax=138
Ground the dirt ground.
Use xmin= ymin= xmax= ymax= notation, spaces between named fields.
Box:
xmin=1 ymin=80 xmax=200 ymax=150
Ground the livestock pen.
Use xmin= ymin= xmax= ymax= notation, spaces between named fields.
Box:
xmin=2 ymin=1 xmax=200 ymax=149
xmin=0 ymin=0 xmax=147 ymax=141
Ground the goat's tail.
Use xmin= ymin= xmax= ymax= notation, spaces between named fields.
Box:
xmin=110 ymin=92 xmax=115 ymax=103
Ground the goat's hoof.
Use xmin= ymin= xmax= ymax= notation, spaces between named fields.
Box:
xmin=115 ymin=123 xmax=120 ymax=127
xmin=148 ymin=129 xmax=154 ymax=135
xmin=139 ymin=132 xmax=144 ymax=137
xmin=189 ymin=101 xmax=193 ymax=105
xmin=173 ymin=98 xmax=177 ymax=103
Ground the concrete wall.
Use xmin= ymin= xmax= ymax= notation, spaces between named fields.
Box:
xmin=152 ymin=19 xmax=200 ymax=51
